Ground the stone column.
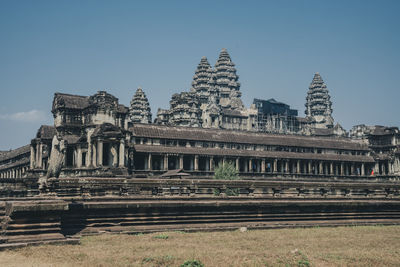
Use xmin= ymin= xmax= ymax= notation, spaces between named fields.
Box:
xmin=164 ymin=155 xmax=168 ymax=170
xmin=374 ymin=162 xmax=379 ymax=175
xmin=236 ymin=158 xmax=240 ymax=172
xmin=249 ymin=159 xmax=253 ymax=172
xmin=340 ymin=162 xmax=344 ymax=175
xmin=210 ymin=157 xmax=214 ymax=171
xmin=330 ymin=163 xmax=333 ymax=175
xmin=87 ymin=141 xmax=92 ymax=167
xmin=262 ymin=159 xmax=266 ymax=173
xmin=308 ymin=161 xmax=312 ymax=174
xmin=273 ymin=159 xmax=278 ymax=173
xmin=350 ymin=164 xmax=354 ymax=176
xmin=319 ymin=162 xmax=323 ymax=175
xmin=297 ymin=160 xmax=300 ymax=174
xmin=361 ymin=163 xmax=365 ymax=176
xmin=179 ymin=155 xmax=184 ymax=169
xmin=194 ymin=155 xmax=199 ymax=171
xmin=119 ymin=140 xmax=125 ymax=167
xmin=38 ymin=144 xmax=43 ymax=169
xmin=77 ymin=146 xmax=82 ymax=168
xmin=97 ymin=141 xmax=103 ymax=167
xmin=30 ymin=145 xmax=35 ymax=169
xmin=92 ymin=144 xmax=97 ymax=167
xmin=285 ymin=160 xmax=289 ymax=173
xmin=147 ymin=154 xmax=152 ymax=170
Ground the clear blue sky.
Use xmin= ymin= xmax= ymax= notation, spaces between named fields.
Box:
xmin=0 ymin=0 xmax=399 ymax=150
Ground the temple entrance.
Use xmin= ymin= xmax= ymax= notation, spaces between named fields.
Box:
xmin=183 ymin=155 xmax=192 ymax=170
xmin=134 ymin=153 xmax=145 ymax=170
xmin=103 ymin=143 xmax=111 ymax=166
xmin=66 ymin=147 xmax=74 ymax=167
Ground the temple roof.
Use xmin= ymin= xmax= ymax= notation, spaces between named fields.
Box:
xmin=130 ymin=124 xmax=369 ymax=151
xmin=0 ymin=145 xmax=30 ymax=162
xmin=36 ymin=125 xmax=56 ymax=140
xmin=52 ymin=93 xmax=90 ymax=111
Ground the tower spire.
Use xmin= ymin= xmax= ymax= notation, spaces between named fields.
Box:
xmin=305 ymin=73 xmax=333 ymax=129
xmin=129 ymin=87 xmax=152 ymax=124
xmin=213 ymin=48 xmax=242 ymax=109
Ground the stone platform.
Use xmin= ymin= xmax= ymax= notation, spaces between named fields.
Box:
xmin=0 ymin=177 xmax=399 ymax=249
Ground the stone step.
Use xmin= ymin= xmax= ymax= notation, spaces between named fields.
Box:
xmin=0 ymin=238 xmax=80 ymax=251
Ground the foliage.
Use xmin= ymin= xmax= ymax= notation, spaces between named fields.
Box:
xmin=213 ymin=161 xmax=240 ymax=196
xmin=153 ymin=233 xmax=169 ymax=239
xmin=180 ymin=259 xmax=204 ymax=267
xmin=213 ymin=161 xmax=239 ymax=180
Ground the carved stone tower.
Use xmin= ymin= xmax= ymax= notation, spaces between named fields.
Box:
xmin=129 ymin=87 xmax=152 ymax=124
xmin=191 ymin=56 xmax=212 ymax=110
xmin=305 ymin=73 xmax=334 ymax=129
xmin=213 ymin=48 xmax=243 ymax=109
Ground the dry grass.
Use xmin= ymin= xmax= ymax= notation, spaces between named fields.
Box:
xmin=1 ymin=225 xmax=400 ymax=266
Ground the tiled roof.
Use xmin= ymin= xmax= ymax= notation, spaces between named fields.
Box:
xmin=0 ymin=145 xmax=30 ymax=162
xmin=53 ymin=93 xmax=90 ymax=110
xmin=133 ymin=144 xmax=375 ymax=163
xmin=131 ymin=124 xmax=369 ymax=151
xmin=36 ymin=125 xmax=56 ymax=139
xmin=0 ymin=157 xmax=29 ymax=171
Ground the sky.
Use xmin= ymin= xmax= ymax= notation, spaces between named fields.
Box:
xmin=0 ymin=0 xmax=399 ymax=150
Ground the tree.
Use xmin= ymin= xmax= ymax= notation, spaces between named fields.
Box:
xmin=213 ymin=161 xmax=239 ymax=180
xmin=213 ymin=161 xmax=240 ymax=196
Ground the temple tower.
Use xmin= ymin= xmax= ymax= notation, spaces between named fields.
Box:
xmin=213 ymin=48 xmax=243 ymax=109
xmin=129 ymin=87 xmax=152 ymax=124
xmin=305 ymin=73 xmax=334 ymax=129
xmin=168 ymin=92 xmax=202 ymax=127
xmin=191 ymin=56 xmax=212 ymax=110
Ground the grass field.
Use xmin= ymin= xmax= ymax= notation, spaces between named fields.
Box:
xmin=0 ymin=225 xmax=400 ymax=266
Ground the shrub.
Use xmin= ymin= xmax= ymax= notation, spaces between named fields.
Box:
xmin=214 ymin=161 xmax=240 ymax=196
xmin=180 ymin=259 xmax=204 ymax=267
xmin=214 ymin=161 xmax=239 ymax=180
xmin=153 ymin=233 xmax=169 ymax=239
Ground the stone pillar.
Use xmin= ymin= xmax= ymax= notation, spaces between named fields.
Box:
xmin=262 ymin=159 xmax=266 ymax=173
xmin=118 ymin=140 xmax=125 ymax=167
xmin=308 ymin=161 xmax=312 ymax=174
xmin=236 ymin=158 xmax=240 ymax=171
xmin=210 ymin=157 xmax=214 ymax=171
xmin=249 ymin=159 xmax=253 ymax=172
xmin=297 ymin=160 xmax=300 ymax=174
xmin=319 ymin=162 xmax=323 ymax=175
xmin=30 ymin=145 xmax=35 ymax=169
xmin=374 ymin=162 xmax=379 ymax=175
xmin=340 ymin=162 xmax=344 ymax=175
xmin=92 ymin=144 xmax=97 ymax=167
xmin=87 ymin=142 xmax=92 ymax=167
xmin=164 ymin=155 xmax=168 ymax=170
xmin=147 ymin=154 xmax=152 ymax=170
xmin=38 ymin=144 xmax=43 ymax=168
xmin=361 ymin=163 xmax=365 ymax=176
xmin=330 ymin=163 xmax=333 ymax=175
xmin=194 ymin=155 xmax=199 ymax=171
xmin=97 ymin=141 xmax=103 ymax=166
xmin=350 ymin=164 xmax=354 ymax=176
xmin=273 ymin=159 xmax=278 ymax=173
xmin=77 ymin=146 xmax=82 ymax=168
xmin=285 ymin=160 xmax=289 ymax=173
xmin=179 ymin=155 xmax=184 ymax=169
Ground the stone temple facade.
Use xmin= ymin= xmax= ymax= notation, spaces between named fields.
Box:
xmin=0 ymin=48 xmax=400 ymax=180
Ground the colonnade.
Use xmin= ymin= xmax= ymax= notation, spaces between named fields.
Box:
xmin=0 ymin=166 xmax=29 ymax=178
xmin=70 ymin=139 xmax=125 ymax=168
xmin=138 ymin=153 xmax=378 ymax=176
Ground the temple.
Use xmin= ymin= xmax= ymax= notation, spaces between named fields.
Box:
xmin=0 ymin=48 xmax=399 ymax=180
